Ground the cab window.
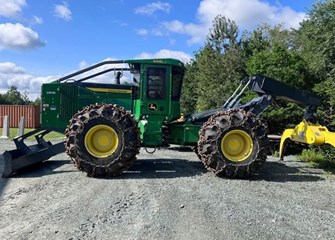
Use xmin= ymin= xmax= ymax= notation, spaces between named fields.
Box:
xmin=146 ymin=67 xmax=166 ymax=99
xmin=171 ymin=66 xmax=183 ymax=101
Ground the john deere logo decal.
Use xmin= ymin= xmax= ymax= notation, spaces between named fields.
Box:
xmin=148 ymin=103 xmax=157 ymax=111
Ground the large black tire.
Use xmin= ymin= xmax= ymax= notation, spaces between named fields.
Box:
xmin=197 ymin=109 xmax=268 ymax=178
xmin=65 ymin=104 xmax=140 ymax=177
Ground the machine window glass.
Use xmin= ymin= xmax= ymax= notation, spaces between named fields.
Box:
xmin=171 ymin=66 xmax=183 ymax=101
xmin=133 ymin=86 xmax=140 ymax=100
xmin=132 ymin=73 xmax=140 ymax=100
xmin=146 ymin=67 xmax=166 ymax=99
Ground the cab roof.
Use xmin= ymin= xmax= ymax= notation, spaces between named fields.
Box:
xmin=126 ymin=58 xmax=184 ymax=68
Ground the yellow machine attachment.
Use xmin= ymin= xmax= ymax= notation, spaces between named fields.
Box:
xmin=279 ymin=120 xmax=335 ymax=160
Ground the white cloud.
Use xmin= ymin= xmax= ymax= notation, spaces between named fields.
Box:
xmin=79 ymin=60 xmax=88 ymax=70
xmin=197 ymin=0 xmax=305 ymax=29
xmin=163 ymin=20 xmax=205 ymax=45
xmin=163 ymin=0 xmax=306 ymax=45
xmin=54 ymin=2 xmax=72 ymax=21
xmin=33 ymin=16 xmax=43 ymax=24
xmin=0 ymin=62 xmax=57 ymax=100
xmin=136 ymin=49 xmax=191 ymax=63
xmin=0 ymin=62 xmax=25 ymax=74
xmin=0 ymin=0 xmax=26 ymax=18
xmin=151 ymin=28 xmax=165 ymax=36
xmin=136 ymin=27 xmax=168 ymax=37
xmin=136 ymin=28 xmax=149 ymax=36
xmin=169 ymin=38 xmax=176 ymax=46
xmin=135 ymin=1 xmax=171 ymax=16
xmin=0 ymin=23 xmax=45 ymax=50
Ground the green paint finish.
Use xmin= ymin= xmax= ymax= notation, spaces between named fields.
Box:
xmin=41 ymin=58 xmax=199 ymax=147
xmin=170 ymin=101 xmax=181 ymax=121
xmin=167 ymin=121 xmax=201 ymax=145
xmin=126 ymin=58 xmax=184 ymax=68
xmin=42 ymin=83 xmax=63 ymax=128
xmin=41 ymin=81 xmax=133 ymax=130
xmin=138 ymin=116 xmax=164 ymax=146
xmin=132 ymin=61 xmax=185 ymax=145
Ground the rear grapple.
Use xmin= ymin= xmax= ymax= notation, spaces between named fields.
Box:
xmin=65 ymin=104 xmax=140 ymax=177
xmin=197 ymin=109 xmax=268 ymax=178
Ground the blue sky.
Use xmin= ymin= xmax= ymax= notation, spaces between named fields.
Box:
xmin=0 ymin=0 xmax=316 ymax=99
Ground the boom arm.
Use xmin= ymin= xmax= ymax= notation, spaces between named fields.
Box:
xmin=224 ymin=74 xmax=322 ymax=118
xmin=247 ymin=75 xmax=321 ymax=107
xmin=189 ymin=74 xmax=321 ymax=124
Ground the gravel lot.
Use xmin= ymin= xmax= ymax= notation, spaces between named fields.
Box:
xmin=0 ymin=138 xmax=334 ymax=240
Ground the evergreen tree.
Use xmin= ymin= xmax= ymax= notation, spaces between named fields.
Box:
xmin=1 ymin=86 xmax=32 ymax=105
xmin=299 ymin=0 xmax=335 ymax=127
xmin=34 ymin=97 xmax=42 ymax=106
xmin=0 ymin=94 xmax=7 ymax=104
xmin=208 ymin=14 xmax=239 ymax=52
xmin=243 ymin=25 xmax=313 ymax=133
xmin=183 ymin=15 xmax=246 ymax=113
xmin=180 ymin=60 xmax=198 ymax=115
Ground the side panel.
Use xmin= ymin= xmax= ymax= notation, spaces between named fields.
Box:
xmin=41 ymin=82 xmax=133 ymax=130
xmin=167 ymin=121 xmax=201 ymax=145
xmin=42 ymin=83 xmax=63 ymax=129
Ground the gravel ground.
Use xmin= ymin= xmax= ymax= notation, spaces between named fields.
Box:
xmin=0 ymin=139 xmax=334 ymax=240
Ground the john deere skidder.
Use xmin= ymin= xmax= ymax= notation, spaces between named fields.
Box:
xmin=2 ymin=58 xmax=335 ymax=178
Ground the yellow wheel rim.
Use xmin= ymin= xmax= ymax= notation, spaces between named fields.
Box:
xmin=221 ymin=129 xmax=253 ymax=162
xmin=84 ymin=125 xmax=119 ymax=158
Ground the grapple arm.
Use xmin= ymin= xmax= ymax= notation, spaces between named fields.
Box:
xmin=279 ymin=121 xmax=335 ymax=160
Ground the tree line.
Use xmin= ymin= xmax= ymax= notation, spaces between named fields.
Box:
xmin=181 ymin=0 xmax=335 ymax=135
xmin=0 ymin=86 xmax=40 ymax=106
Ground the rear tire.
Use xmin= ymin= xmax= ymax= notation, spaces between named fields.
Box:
xmin=197 ymin=109 xmax=268 ymax=178
xmin=65 ymin=104 xmax=140 ymax=177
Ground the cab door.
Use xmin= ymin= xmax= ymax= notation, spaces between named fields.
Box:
xmin=141 ymin=65 xmax=170 ymax=116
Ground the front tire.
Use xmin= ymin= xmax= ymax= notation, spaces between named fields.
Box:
xmin=65 ymin=104 xmax=140 ymax=177
xmin=197 ymin=109 xmax=268 ymax=178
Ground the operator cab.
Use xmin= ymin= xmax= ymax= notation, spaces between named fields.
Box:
xmin=129 ymin=59 xmax=184 ymax=122
xmin=128 ymin=58 xmax=185 ymax=146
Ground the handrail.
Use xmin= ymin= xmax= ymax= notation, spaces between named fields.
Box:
xmin=57 ymin=60 xmax=127 ymax=82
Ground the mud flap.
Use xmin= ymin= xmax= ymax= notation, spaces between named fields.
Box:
xmin=1 ymin=128 xmax=65 ymax=178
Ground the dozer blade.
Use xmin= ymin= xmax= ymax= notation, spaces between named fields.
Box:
xmin=1 ymin=128 xmax=65 ymax=178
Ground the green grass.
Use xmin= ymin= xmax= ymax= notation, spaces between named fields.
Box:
xmin=298 ymin=149 xmax=324 ymax=162
xmin=272 ymin=150 xmax=280 ymax=157
xmin=298 ymin=148 xmax=335 ymax=173
xmin=0 ymin=128 xmax=64 ymax=140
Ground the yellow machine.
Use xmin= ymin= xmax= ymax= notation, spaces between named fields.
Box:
xmin=280 ymin=120 xmax=335 ymax=160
